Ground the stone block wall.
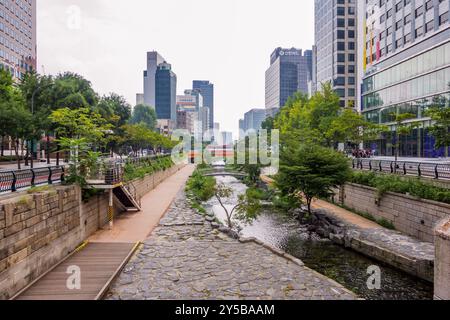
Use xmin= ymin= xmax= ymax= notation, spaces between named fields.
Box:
xmin=334 ymin=183 xmax=450 ymax=243
xmin=128 ymin=165 xmax=184 ymax=200
xmin=0 ymin=164 xmax=184 ymax=299
xmin=435 ymin=218 xmax=450 ymax=300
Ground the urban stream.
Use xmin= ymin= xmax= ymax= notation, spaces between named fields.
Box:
xmin=205 ymin=175 xmax=433 ymax=300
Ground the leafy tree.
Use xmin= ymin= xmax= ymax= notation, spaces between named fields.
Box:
xmin=275 ymin=143 xmax=351 ymax=214
xmin=0 ymin=69 xmax=33 ymax=168
xmin=51 ymin=72 xmax=98 ymax=111
xmin=274 ymin=83 xmax=341 ymax=148
xmin=214 ymin=183 xmax=262 ymax=229
xmin=50 ymin=107 xmax=111 ymax=144
xmin=130 ymin=104 xmax=157 ymax=129
xmin=327 ymin=108 xmax=387 ymax=151
xmin=426 ymin=92 xmax=450 ymax=150
xmin=96 ymin=93 xmax=131 ymax=155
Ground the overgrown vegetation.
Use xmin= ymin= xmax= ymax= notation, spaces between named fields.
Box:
xmin=123 ymin=156 xmax=174 ymax=182
xmin=350 ymin=171 xmax=450 ymax=204
xmin=185 ymin=169 xmax=217 ymax=215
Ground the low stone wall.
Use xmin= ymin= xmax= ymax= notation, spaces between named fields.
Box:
xmin=333 ymin=183 xmax=450 ymax=243
xmin=435 ymin=218 xmax=450 ymax=300
xmin=0 ymin=164 xmax=184 ymax=300
xmin=127 ymin=164 xmax=184 ymax=200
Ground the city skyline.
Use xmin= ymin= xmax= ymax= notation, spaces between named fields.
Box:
xmin=36 ymin=0 xmax=314 ymax=138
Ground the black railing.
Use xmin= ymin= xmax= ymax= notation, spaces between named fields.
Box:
xmin=352 ymin=159 xmax=450 ymax=180
xmin=0 ymin=166 xmax=65 ymax=193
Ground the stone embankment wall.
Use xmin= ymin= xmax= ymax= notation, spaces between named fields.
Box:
xmin=333 ymin=183 xmax=450 ymax=243
xmin=0 ymin=164 xmax=183 ymax=300
xmin=434 ymin=217 xmax=450 ymax=300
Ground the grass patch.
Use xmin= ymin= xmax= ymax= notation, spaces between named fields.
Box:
xmin=335 ymin=203 xmax=396 ymax=230
xmin=27 ymin=185 xmax=56 ymax=194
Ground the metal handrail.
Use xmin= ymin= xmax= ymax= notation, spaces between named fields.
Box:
xmin=352 ymin=158 xmax=450 ymax=180
xmin=0 ymin=165 xmax=65 ymax=194
xmin=0 ymin=155 xmax=171 ymax=194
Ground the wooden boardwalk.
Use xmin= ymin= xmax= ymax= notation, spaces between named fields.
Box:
xmin=13 ymin=242 xmax=139 ymax=300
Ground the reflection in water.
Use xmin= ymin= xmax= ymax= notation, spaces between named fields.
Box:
xmin=205 ymin=176 xmax=433 ymax=300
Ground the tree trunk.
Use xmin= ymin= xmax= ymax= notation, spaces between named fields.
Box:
xmin=15 ymin=139 xmax=21 ymax=170
xmin=46 ymin=134 xmax=50 ymax=164
xmin=0 ymin=135 xmax=4 ymax=157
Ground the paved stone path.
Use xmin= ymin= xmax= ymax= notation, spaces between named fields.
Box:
xmin=106 ymin=191 xmax=356 ymax=300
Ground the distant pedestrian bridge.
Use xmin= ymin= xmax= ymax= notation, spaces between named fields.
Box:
xmin=197 ymin=166 xmax=247 ymax=178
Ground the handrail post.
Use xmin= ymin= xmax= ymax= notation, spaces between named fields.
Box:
xmin=379 ymin=161 xmax=383 ymax=172
xmin=390 ymin=162 xmax=394 ymax=174
xmin=11 ymin=171 xmax=17 ymax=192
xmin=403 ymin=163 xmax=407 ymax=175
xmin=31 ymin=169 xmax=35 ymax=187
xmin=48 ymin=167 xmax=53 ymax=184
xmin=61 ymin=166 xmax=65 ymax=182
xmin=369 ymin=160 xmax=372 ymax=171
xmin=418 ymin=163 xmax=421 ymax=177
xmin=435 ymin=165 xmax=439 ymax=179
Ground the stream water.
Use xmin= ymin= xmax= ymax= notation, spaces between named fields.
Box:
xmin=205 ymin=175 xmax=433 ymax=300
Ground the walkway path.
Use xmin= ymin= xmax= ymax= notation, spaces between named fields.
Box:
xmin=89 ymin=165 xmax=195 ymax=243
xmin=106 ymin=191 xmax=356 ymax=300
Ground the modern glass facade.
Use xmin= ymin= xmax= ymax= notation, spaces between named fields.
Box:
xmin=362 ymin=0 xmax=450 ymax=158
xmin=265 ymin=47 xmax=313 ymax=111
xmin=193 ymin=80 xmax=214 ymax=129
xmin=155 ymin=62 xmax=177 ymax=122
xmin=314 ymin=0 xmax=359 ymax=108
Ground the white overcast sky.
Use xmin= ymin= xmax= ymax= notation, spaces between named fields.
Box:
xmin=37 ymin=0 xmax=314 ymax=137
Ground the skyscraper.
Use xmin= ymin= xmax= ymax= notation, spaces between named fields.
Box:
xmin=244 ymin=108 xmax=266 ymax=133
xmin=193 ymin=80 xmax=214 ymax=129
xmin=138 ymin=51 xmax=166 ymax=107
xmin=0 ymin=0 xmax=36 ymax=80
xmin=155 ymin=62 xmax=177 ymax=122
xmin=265 ymin=47 xmax=313 ymax=113
xmin=314 ymin=0 xmax=359 ymax=108
xmin=361 ymin=0 xmax=450 ymax=158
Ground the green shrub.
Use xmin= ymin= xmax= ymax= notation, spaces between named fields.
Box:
xmin=185 ymin=171 xmax=216 ymax=202
xmin=350 ymin=171 xmax=450 ymax=204
xmin=124 ymin=156 xmax=174 ymax=182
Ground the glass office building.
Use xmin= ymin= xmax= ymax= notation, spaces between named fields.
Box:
xmin=314 ymin=0 xmax=359 ymax=108
xmin=265 ymin=47 xmax=313 ymax=112
xmin=155 ymin=62 xmax=177 ymax=122
xmin=362 ymin=0 xmax=450 ymax=157
xmin=193 ymin=80 xmax=214 ymax=129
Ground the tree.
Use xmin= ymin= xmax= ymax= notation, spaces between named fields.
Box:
xmin=327 ymin=108 xmax=387 ymax=152
xmin=96 ymin=93 xmax=131 ymax=155
xmin=275 ymin=143 xmax=351 ymax=214
xmin=274 ymin=83 xmax=342 ymax=148
xmin=130 ymin=104 xmax=157 ymax=129
xmin=214 ymin=184 xmax=261 ymax=229
xmin=0 ymin=69 xmax=33 ymax=168
xmin=51 ymin=72 xmax=98 ymax=111
xmin=426 ymin=92 xmax=450 ymax=151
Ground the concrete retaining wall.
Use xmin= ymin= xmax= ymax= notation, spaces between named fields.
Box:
xmin=0 ymin=164 xmax=183 ymax=300
xmin=333 ymin=183 xmax=450 ymax=243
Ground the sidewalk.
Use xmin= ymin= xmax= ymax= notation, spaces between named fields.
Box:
xmin=88 ymin=164 xmax=195 ymax=243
